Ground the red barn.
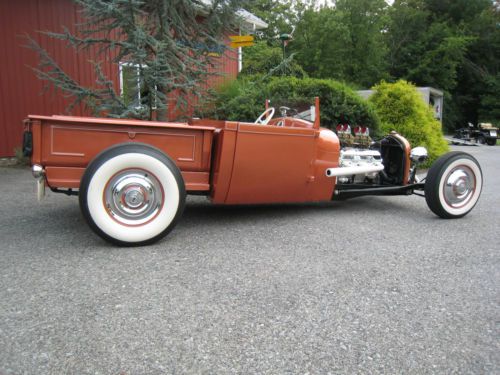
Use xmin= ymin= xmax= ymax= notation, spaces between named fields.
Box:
xmin=0 ymin=1 xmax=266 ymax=157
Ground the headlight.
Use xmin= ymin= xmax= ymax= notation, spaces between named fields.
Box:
xmin=410 ymin=147 xmax=428 ymax=163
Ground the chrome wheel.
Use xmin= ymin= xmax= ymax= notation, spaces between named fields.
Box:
xmin=443 ymin=166 xmax=475 ymax=209
xmin=105 ymin=169 xmax=163 ymax=226
xmin=80 ymin=144 xmax=186 ymax=246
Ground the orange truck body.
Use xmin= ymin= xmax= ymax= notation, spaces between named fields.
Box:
xmin=23 ymin=105 xmax=484 ymax=247
xmin=26 ymin=114 xmax=342 ymax=204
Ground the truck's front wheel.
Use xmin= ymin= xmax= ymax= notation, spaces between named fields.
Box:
xmin=79 ymin=143 xmax=186 ymax=246
xmin=424 ymin=152 xmax=482 ymax=219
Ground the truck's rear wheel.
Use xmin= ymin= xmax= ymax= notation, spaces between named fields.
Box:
xmin=79 ymin=143 xmax=185 ymax=246
xmin=424 ymin=152 xmax=482 ymax=219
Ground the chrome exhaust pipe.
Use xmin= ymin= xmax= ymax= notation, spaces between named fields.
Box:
xmin=32 ymin=164 xmax=45 ymax=178
xmin=325 ymin=164 xmax=384 ymax=177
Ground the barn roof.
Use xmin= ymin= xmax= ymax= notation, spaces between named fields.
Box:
xmin=199 ymin=1 xmax=268 ymax=30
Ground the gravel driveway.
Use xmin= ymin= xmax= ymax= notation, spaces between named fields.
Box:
xmin=0 ymin=145 xmax=499 ymax=374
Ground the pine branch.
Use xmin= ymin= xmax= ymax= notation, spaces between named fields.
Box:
xmin=42 ymin=27 xmax=127 ymax=53
xmin=26 ymin=0 xmax=242 ymax=120
xmin=25 ymin=35 xmax=99 ymax=113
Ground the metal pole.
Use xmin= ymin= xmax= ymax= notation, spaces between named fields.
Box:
xmin=282 ymin=41 xmax=286 ymax=76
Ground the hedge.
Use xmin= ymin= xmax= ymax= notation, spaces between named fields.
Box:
xmin=203 ymin=76 xmax=381 ymax=133
xmin=369 ymin=80 xmax=449 ymax=163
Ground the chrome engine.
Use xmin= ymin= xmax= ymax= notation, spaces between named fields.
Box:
xmin=337 ymin=148 xmax=383 ymax=183
xmin=326 ymin=128 xmax=430 ymax=186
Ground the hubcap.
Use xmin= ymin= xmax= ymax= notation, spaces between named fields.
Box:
xmin=105 ymin=169 xmax=163 ymax=225
xmin=443 ymin=166 xmax=475 ymax=208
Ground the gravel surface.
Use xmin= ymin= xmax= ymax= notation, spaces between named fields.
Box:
xmin=0 ymin=145 xmax=499 ymax=374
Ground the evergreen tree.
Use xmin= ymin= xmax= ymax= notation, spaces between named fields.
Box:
xmin=291 ymin=0 xmax=389 ymax=87
xmin=239 ymin=42 xmax=306 ymax=77
xmin=28 ymin=0 xmax=243 ymax=120
xmin=386 ymin=0 xmax=499 ymax=129
xmin=244 ymin=0 xmax=311 ymax=40
xmin=454 ymin=1 xmax=500 ymax=125
xmin=386 ymin=0 xmax=471 ymax=92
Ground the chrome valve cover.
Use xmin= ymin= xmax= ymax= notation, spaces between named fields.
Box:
xmin=338 ymin=148 xmax=383 ymax=183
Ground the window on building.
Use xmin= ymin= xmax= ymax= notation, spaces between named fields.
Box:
xmin=119 ymin=62 xmax=156 ymax=109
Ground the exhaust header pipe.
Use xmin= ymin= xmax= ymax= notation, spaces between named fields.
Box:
xmin=325 ymin=164 xmax=384 ymax=177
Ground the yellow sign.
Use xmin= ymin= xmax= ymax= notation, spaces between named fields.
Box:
xmin=229 ymin=35 xmax=254 ymax=43
xmin=229 ymin=35 xmax=254 ymax=48
xmin=230 ymin=41 xmax=254 ymax=48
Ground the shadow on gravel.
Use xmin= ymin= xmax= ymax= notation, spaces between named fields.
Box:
xmin=12 ymin=194 xmax=428 ymax=248
xmin=181 ymin=195 xmax=419 ymax=225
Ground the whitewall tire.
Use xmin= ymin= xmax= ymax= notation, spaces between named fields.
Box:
xmin=425 ymin=152 xmax=482 ymax=219
xmin=79 ymin=143 xmax=185 ymax=246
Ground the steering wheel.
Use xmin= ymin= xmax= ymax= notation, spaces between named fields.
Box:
xmin=254 ymin=107 xmax=275 ymax=125
xmin=279 ymin=106 xmax=299 ymax=117
xmin=279 ymin=106 xmax=291 ymax=117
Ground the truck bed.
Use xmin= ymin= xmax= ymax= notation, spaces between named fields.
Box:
xmin=27 ymin=115 xmax=215 ymax=192
xmin=26 ymin=114 xmax=341 ymax=205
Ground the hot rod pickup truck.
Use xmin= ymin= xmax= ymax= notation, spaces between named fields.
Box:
xmin=23 ymin=99 xmax=483 ymax=246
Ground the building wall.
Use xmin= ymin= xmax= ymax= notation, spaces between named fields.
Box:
xmin=357 ymin=87 xmax=444 ymax=123
xmin=0 ymin=0 xmax=238 ymax=157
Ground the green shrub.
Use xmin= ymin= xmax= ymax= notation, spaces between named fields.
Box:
xmin=201 ymin=77 xmax=269 ymax=122
xmin=205 ymin=76 xmax=380 ymax=133
xmin=369 ymin=80 xmax=449 ymax=163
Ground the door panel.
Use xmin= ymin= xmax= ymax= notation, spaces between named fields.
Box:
xmin=225 ymin=123 xmax=316 ymax=204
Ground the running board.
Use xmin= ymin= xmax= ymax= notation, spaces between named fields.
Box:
xmin=333 ymin=183 xmax=425 ymax=200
